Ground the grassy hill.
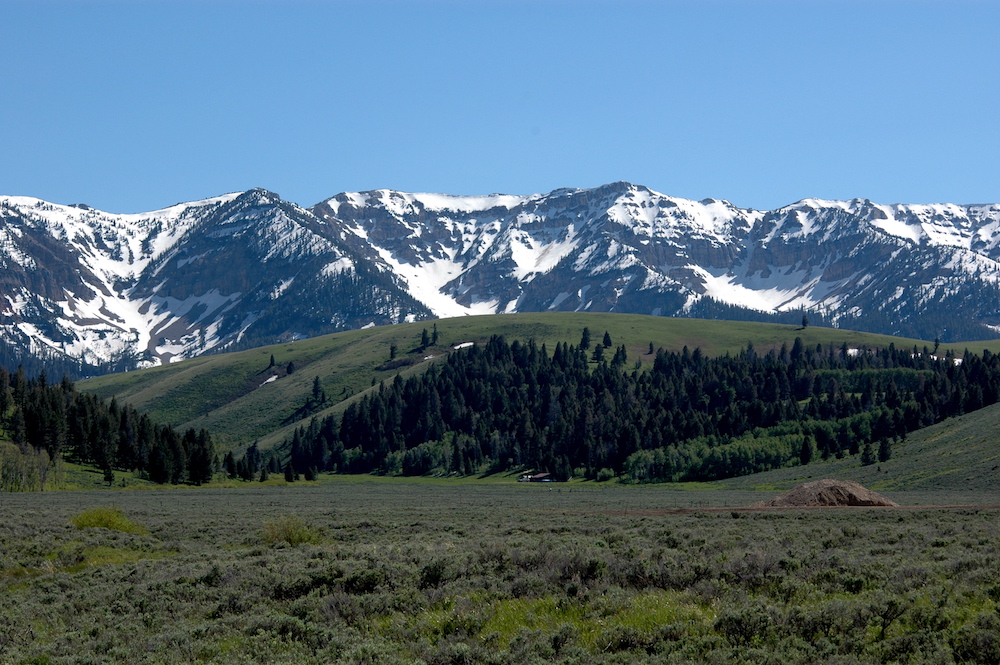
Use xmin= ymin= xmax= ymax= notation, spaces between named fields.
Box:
xmin=80 ymin=312 xmax=944 ymax=452
xmin=717 ymin=399 xmax=1000 ymax=500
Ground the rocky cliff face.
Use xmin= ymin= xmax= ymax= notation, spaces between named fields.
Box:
xmin=3 ymin=182 xmax=1000 ymax=374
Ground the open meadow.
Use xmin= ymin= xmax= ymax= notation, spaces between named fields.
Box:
xmin=3 ymin=480 xmax=999 ymax=664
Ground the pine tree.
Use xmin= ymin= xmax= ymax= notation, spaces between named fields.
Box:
xmin=187 ymin=429 xmax=215 ymax=485
xmin=148 ymin=438 xmax=172 ymax=484
xmin=580 ymin=328 xmax=591 ymax=351
xmin=799 ymin=435 xmax=814 ymax=465
xmin=878 ymin=437 xmax=892 ymax=463
xmin=861 ymin=442 xmax=876 ymax=466
xmin=224 ymin=451 xmax=237 ymax=478
xmin=602 ymin=331 xmax=612 ymax=348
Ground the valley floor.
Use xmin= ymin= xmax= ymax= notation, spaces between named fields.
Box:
xmin=2 ymin=481 xmax=999 ymax=664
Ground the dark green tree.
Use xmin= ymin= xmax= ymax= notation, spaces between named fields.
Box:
xmin=861 ymin=442 xmax=876 ymax=466
xmin=878 ymin=437 xmax=892 ymax=463
xmin=592 ymin=345 xmax=604 ymax=363
xmin=799 ymin=435 xmax=814 ymax=465
xmin=223 ymin=451 xmax=237 ymax=478
xmin=148 ymin=438 xmax=172 ymax=484
xmin=187 ymin=429 xmax=215 ymax=486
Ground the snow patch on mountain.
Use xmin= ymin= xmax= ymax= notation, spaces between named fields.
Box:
xmin=7 ymin=183 xmax=1000 ymax=372
xmin=507 ymin=224 xmax=579 ymax=280
xmin=321 ymin=257 xmax=355 ymax=275
xmin=370 ymin=244 xmax=495 ymax=318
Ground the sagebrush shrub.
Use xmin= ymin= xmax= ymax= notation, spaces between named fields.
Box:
xmin=261 ymin=515 xmax=321 ymax=546
xmin=69 ymin=507 xmax=149 ymax=535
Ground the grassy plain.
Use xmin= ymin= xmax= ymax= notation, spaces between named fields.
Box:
xmin=3 ymin=481 xmax=999 ymax=664
xmin=27 ymin=313 xmax=998 ymax=661
xmin=79 ymin=312 xmax=944 ymax=450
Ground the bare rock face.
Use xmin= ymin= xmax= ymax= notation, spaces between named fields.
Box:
xmin=753 ymin=479 xmax=898 ymax=508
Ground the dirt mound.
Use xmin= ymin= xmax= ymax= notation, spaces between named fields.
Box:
xmin=753 ymin=479 xmax=898 ymax=508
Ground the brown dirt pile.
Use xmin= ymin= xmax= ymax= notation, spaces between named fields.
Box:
xmin=753 ymin=479 xmax=899 ymax=508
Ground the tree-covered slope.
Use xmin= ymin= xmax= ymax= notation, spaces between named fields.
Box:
xmin=718 ymin=398 xmax=1000 ymax=496
xmin=79 ymin=313 xmax=937 ymax=451
xmin=0 ymin=367 xmax=215 ymax=490
xmin=271 ymin=331 xmax=1000 ymax=484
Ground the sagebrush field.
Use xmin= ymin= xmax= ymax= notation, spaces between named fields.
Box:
xmin=2 ymin=480 xmax=998 ymax=664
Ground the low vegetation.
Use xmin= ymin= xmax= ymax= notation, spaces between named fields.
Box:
xmin=2 ymin=482 xmax=998 ymax=664
xmin=69 ymin=506 xmax=150 ymax=535
xmin=261 ymin=514 xmax=323 ymax=547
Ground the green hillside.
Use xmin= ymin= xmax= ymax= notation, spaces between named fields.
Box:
xmin=716 ymin=397 xmax=1000 ymax=498
xmin=80 ymin=312 xmax=941 ymax=452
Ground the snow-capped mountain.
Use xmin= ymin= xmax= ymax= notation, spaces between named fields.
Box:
xmin=0 ymin=190 xmax=428 ymax=372
xmin=3 ymin=182 xmax=1000 ymax=374
xmin=313 ymin=182 xmax=1000 ymax=339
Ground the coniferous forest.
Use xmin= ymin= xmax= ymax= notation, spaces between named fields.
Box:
xmin=271 ymin=334 xmax=1000 ymax=483
xmin=0 ymin=367 xmax=215 ymax=490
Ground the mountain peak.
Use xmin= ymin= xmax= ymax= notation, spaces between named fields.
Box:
xmin=5 ymin=184 xmax=1000 ymax=376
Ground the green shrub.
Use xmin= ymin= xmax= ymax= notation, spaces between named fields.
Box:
xmin=261 ymin=515 xmax=321 ymax=546
xmin=69 ymin=507 xmax=149 ymax=535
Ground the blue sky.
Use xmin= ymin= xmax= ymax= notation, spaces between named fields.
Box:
xmin=2 ymin=0 xmax=997 ymax=212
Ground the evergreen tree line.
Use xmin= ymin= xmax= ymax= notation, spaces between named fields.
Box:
xmin=686 ymin=298 xmax=830 ymax=329
xmin=220 ymin=441 xmax=284 ymax=483
xmin=0 ymin=367 xmax=216 ymax=489
xmin=259 ymin=334 xmax=1000 ymax=483
xmin=0 ymin=336 xmax=139 ymax=380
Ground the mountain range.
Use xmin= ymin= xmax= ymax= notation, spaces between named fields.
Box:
xmin=3 ymin=181 xmax=1000 ymax=374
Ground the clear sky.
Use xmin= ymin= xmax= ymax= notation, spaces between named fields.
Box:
xmin=2 ymin=0 xmax=997 ymax=213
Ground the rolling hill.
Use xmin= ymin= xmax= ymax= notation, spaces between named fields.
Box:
xmin=717 ymin=398 xmax=1000 ymax=498
xmin=79 ymin=312 xmax=965 ymax=452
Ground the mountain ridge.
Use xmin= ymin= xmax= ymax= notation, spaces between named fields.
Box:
xmin=3 ymin=182 xmax=1000 ymax=374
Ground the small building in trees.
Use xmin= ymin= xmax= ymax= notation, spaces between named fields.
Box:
xmin=518 ymin=472 xmax=554 ymax=482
